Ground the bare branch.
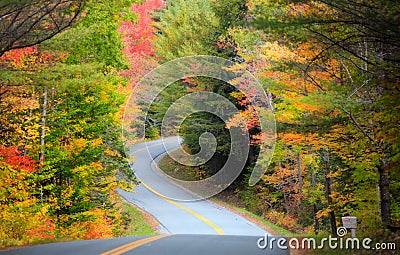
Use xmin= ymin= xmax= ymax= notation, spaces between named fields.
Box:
xmin=340 ymin=106 xmax=375 ymax=143
xmin=0 ymin=0 xmax=86 ymax=57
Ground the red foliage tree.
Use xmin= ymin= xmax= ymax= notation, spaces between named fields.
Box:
xmin=0 ymin=147 xmax=38 ymax=172
xmin=119 ymin=0 xmax=164 ymax=63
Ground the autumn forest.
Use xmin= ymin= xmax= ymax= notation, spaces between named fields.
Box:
xmin=0 ymin=0 xmax=399 ymax=251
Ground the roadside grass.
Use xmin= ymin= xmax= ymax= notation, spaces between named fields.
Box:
xmin=119 ymin=202 xmax=158 ymax=236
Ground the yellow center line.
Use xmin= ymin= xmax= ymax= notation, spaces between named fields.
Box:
xmin=101 ymin=235 xmax=171 ymax=255
xmin=130 ymin=139 xmax=225 ymax=235
xmin=141 ymin=182 xmax=225 ymax=235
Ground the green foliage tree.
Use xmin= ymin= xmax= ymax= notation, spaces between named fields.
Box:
xmin=41 ymin=0 xmax=134 ymax=68
xmin=0 ymin=0 xmax=139 ymax=246
xmin=154 ymin=0 xmax=220 ymax=61
xmin=210 ymin=0 xmax=248 ymax=29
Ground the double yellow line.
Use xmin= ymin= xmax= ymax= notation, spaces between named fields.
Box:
xmin=141 ymin=182 xmax=225 ymax=235
xmin=101 ymin=235 xmax=171 ymax=255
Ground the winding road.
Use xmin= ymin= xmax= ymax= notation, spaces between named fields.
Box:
xmin=2 ymin=137 xmax=288 ymax=255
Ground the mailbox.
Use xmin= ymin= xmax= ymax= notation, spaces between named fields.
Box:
xmin=342 ymin=216 xmax=357 ymax=237
xmin=342 ymin=216 xmax=357 ymax=229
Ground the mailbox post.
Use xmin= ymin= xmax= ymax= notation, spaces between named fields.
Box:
xmin=342 ymin=216 xmax=357 ymax=238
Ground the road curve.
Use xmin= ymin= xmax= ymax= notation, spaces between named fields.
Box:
xmin=120 ymin=136 xmax=269 ymax=236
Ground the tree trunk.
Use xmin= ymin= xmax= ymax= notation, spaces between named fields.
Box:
xmin=311 ymin=167 xmax=320 ymax=234
xmin=378 ymin=157 xmax=392 ymax=226
xmin=39 ymin=88 xmax=48 ymax=201
xmin=313 ymin=204 xmax=319 ymax=234
xmin=323 ymin=149 xmax=337 ymax=236
xmin=308 ymin=146 xmax=319 ymax=234
xmin=39 ymin=88 xmax=48 ymax=163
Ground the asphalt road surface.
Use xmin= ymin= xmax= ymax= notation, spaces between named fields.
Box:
xmin=2 ymin=235 xmax=289 ymax=255
xmin=2 ymin=137 xmax=289 ymax=255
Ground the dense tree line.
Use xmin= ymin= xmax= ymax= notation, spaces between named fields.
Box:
xmin=1 ymin=0 xmax=399 ymax=248
xmin=145 ymin=0 xmax=400 ymax=239
xmin=0 ymin=0 xmax=140 ymax=247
